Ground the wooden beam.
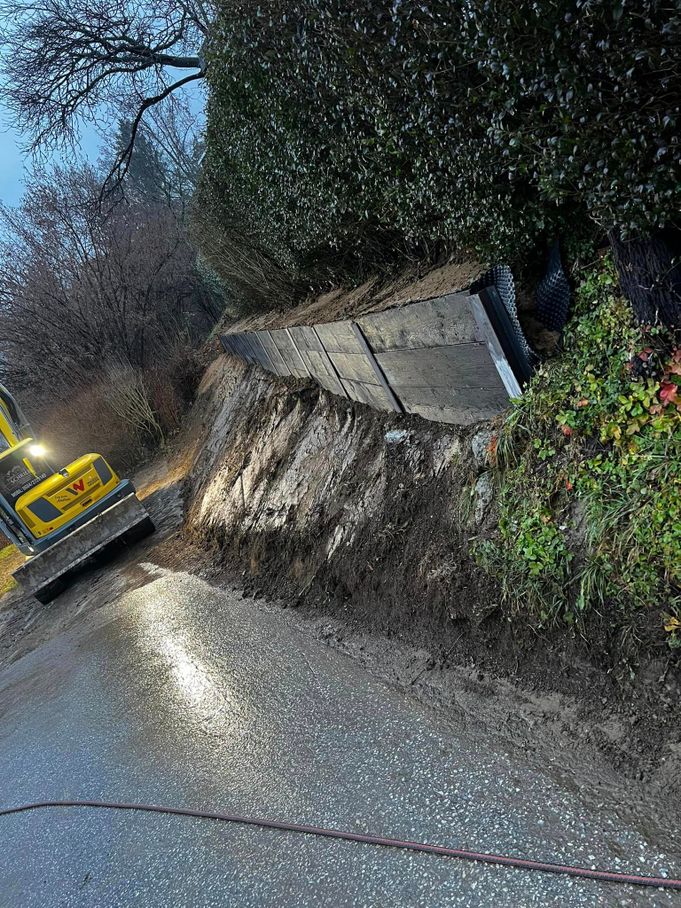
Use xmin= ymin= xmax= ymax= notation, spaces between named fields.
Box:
xmin=358 ymin=292 xmax=477 ymax=352
xmin=286 ymin=327 xmax=311 ymax=378
xmin=467 ymin=294 xmax=522 ymax=398
xmin=220 ymin=334 xmax=236 ymax=355
xmin=311 ymin=325 xmax=350 ymax=399
xmin=315 ymin=320 xmax=362 ymax=354
xmin=375 ymin=343 xmax=503 ymax=390
xmin=266 ymin=330 xmax=296 ymax=376
xmin=350 ymin=322 xmax=403 ymax=414
xmin=247 ymin=332 xmax=276 ymax=371
xmin=340 ymin=378 xmax=400 ymax=411
xmin=325 ymin=351 xmax=379 ymax=385
xmin=476 ymin=287 xmax=532 ymax=388
xmin=257 ymin=330 xmax=289 ymax=376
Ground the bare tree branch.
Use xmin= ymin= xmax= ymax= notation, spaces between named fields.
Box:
xmin=141 ymin=93 xmax=204 ymax=200
xmin=0 ymin=162 xmax=220 ymax=398
xmin=1 ymin=0 xmax=211 ymax=190
xmin=101 ymin=69 xmax=204 ymax=199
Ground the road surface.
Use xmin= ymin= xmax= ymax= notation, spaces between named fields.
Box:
xmin=0 ymin=560 xmax=678 ymax=906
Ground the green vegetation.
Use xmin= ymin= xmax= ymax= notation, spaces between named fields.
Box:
xmin=477 ymin=260 xmax=681 ymax=643
xmin=0 ymin=544 xmax=22 ymax=599
xmin=199 ymin=1 xmax=680 ymax=298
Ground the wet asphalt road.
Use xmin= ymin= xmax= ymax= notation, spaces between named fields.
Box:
xmin=0 ymin=566 xmax=678 ymax=907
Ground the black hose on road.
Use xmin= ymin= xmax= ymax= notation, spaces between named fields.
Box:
xmin=0 ymin=799 xmax=679 ymax=891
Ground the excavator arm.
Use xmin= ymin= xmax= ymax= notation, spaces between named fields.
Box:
xmin=0 ymin=382 xmax=32 ymax=446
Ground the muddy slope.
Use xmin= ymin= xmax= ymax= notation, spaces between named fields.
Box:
xmin=184 ymin=355 xmax=681 ymax=790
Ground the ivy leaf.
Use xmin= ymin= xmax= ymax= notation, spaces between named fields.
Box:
xmin=660 ymin=381 xmax=678 ymax=406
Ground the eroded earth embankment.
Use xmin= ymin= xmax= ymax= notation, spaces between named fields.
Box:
xmin=181 ymin=353 xmax=681 ymax=795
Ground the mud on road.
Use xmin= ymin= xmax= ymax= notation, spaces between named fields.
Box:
xmin=2 ymin=567 xmax=679 ymax=907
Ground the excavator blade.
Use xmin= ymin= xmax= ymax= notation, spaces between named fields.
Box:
xmin=12 ymin=493 xmax=154 ymax=603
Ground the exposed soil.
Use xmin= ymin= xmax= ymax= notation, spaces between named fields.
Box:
xmin=220 ymin=256 xmax=561 ymax=362
xmin=167 ymin=352 xmax=681 ymax=802
xmin=224 ymin=259 xmax=485 ymax=332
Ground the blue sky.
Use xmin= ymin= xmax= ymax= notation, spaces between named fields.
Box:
xmin=0 ymin=101 xmax=103 ymax=207
xmin=0 ymin=78 xmax=205 ymax=207
xmin=0 ymin=116 xmax=25 ymax=206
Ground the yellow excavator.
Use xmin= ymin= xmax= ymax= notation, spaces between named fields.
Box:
xmin=0 ymin=383 xmax=154 ymax=603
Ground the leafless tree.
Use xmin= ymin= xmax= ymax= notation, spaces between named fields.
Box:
xmin=0 ymin=163 xmax=219 ymax=398
xmin=142 ymin=94 xmax=204 ymax=200
xmin=109 ymin=96 xmax=204 ymax=208
xmin=0 ymin=0 xmax=213 ymax=192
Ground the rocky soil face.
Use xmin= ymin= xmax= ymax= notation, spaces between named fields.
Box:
xmin=181 ymin=354 xmax=681 ymax=799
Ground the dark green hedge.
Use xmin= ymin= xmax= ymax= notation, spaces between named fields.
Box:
xmin=200 ymin=0 xmax=680 ymax=282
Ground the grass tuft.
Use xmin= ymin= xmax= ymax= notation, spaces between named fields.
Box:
xmin=0 ymin=544 xmax=24 ymax=600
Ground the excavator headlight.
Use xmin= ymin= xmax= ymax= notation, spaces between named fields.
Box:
xmin=28 ymin=444 xmax=48 ymax=459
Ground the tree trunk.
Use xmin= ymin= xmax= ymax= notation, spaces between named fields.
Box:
xmin=608 ymin=226 xmax=681 ymax=328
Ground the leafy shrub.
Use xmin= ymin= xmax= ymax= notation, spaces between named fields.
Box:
xmin=200 ymin=0 xmax=680 ymax=279
xmin=478 ymin=258 xmax=681 ymax=640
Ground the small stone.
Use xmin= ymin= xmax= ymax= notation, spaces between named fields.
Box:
xmin=474 ymin=472 xmax=494 ymax=523
xmin=471 ymin=428 xmax=494 ymax=469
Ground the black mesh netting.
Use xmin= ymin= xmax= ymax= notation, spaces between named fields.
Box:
xmin=535 ymin=241 xmax=571 ymax=332
xmin=472 ymin=264 xmax=533 ymax=360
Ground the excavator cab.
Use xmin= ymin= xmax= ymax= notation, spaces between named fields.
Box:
xmin=0 ymin=383 xmax=48 ymax=554
xmin=0 ymin=383 xmax=154 ymax=602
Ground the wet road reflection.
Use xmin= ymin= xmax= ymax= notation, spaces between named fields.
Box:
xmin=0 ymin=569 xmax=678 ymax=907
xmin=134 ymin=592 xmax=248 ymax=738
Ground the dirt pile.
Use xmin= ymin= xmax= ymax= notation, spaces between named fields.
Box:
xmin=224 ymin=260 xmax=485 ymax=332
